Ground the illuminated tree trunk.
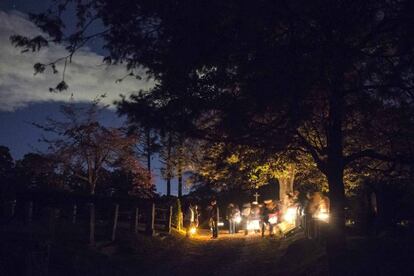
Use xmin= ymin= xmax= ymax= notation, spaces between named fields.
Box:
xmin=278 ymin=165 xmax=295 ymax=204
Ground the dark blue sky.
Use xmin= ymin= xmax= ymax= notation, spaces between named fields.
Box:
xmin=0 ymin=1 xmax=183 ymax=195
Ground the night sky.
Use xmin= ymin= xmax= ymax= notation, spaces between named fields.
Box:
xmin=0 ymin=0 xmax=182 ymax=195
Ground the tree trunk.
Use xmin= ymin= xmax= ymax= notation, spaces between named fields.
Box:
xmin=167 ymin=178 xmax=171 ymax=196
xmin=326 ymin=92 xmax=347 ymax=273
xmin=166 ymin=132 xmax=172 ymax=196
xmin=134 ymin=207 xmax=139 ymax=234
xmin=146 ymin=128 xmax=152 ymax=173
xmin=177 ymin=164 xmax=183 ymax=198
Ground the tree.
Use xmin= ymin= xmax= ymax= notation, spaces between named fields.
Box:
xmin=14 ymin=153 xmax=61 ymax=191
xmin=159 ymin=131 xmax=174 ymax=196
xmin=0 ymin=146 xmax=14 ymax=203
xmin=12 ymin=0 xmax=414 ymax=270
xmin=36 ymin=100 xmax=152 ymax=195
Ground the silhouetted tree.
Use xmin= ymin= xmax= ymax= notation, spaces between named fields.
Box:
xmin=35 ymin=100 xmax=152 ymax=195
xmin=0 ymin=146 xmax=14 ymax=204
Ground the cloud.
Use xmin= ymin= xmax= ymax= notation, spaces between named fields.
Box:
xmin=0 ymin=10 xmax=154 ymax=112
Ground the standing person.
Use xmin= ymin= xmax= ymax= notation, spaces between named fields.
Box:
xmin=226 ymin=203 xmax=235 ymax=234
xmin=261 ymin=200 xmax=272 ymax=237
xmin=242 ymin=203 xmax=251 ymax=235
xmin=233 ymin=204 xmax=241 ymax=234
xmin=209 ymin=199 xmax=219 ymax=238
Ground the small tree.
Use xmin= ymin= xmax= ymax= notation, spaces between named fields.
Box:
xmin=36 ymin=100 xmax=151 ymax=195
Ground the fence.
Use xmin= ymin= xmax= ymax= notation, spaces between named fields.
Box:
xmin=1 ymin=192 xmax=175 ymax=244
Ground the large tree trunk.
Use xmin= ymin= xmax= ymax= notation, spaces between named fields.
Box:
xmin=326 ymin=92 xmax=347 ymax=273
xmin=278 ymin=164 xmax=295 ymax=202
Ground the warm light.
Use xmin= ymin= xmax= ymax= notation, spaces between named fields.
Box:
xmin=247 ymin=219 xmax=261 ymax=230
xmin=189 ymin=226 xmax=197 ymax=235
xmin=268 ymin=215 xmax=278 ymax=225
xmin=283 ymin=207 xmax=297 ymax=224
xmin=234 ymin=215 xmax=242 ymax=224
xmin=218 ymin=221 xmax=224 ymax=227
xmin=314 ymin=209 xmax=329 ymax=222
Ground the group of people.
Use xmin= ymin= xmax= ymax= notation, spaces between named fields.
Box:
xmin=183 ymin=191 xmax=329 ymax=239
xmin=224 ymin=199 xmax=286 ymax=237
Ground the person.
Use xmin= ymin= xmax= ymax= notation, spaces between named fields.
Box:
xmin=242 ymin=203 xmax=251 ymax=235
xmin=209 ymin=199 xmax=219 ymax=238
xmin=227 ymin=203 xmax=241 ymax=234
xmin=261 ymin=200 xmax=273 ymax=237
xmin=250 ymin=202 xmax=261 ymax=233
xmin=232 ymin=204 xmax=241 ymax=233
xmin=226 ymin=203 xmax=235 ymax=234
xmin=184 ymin=202 xmax=195 ymax=237
xmin=303 ymin=192 xmax=313 ymax=238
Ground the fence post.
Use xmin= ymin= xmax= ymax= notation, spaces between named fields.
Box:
xmin=49 ymin=207 xmax=58 ymax=239
xmin=10 ymin=200 xmax=16 ymax=217
xmin=89 ymin=203 xmax=95 ymax=246
xmin=112 ymin=204 xmax=119 ymax=241
xmin=134 ymin=207 xmax=139 ymax=234
xmin=167 ymin=206 xmax=173 ymax=234
xmin=146 ymin=203 xmax=155 ymax=236
xmin=27 ymin=201 xmax=33 ymax=225
xmin=72 ymin=204 xmax=77 ymax=224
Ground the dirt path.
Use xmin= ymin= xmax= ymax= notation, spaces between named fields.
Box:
xmin=146 ymin=231 xmax=294 ymax=276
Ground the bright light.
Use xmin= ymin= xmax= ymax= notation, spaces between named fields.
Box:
xmin=189 ymin=226 xmax=197 ymax=235
xmin=234 ymin=215 xmax=242 ymax=224
xmin=315 ymin=211 xmax=329 ymax=222
xmin=268 ymin=215 xmax=278 ymax=225
xmin=283 ymin=207 xmax=297 ymax=224
xmin=218 ymin=222 xmax=224 ymax=227
xmin=246 ymin=219 xmax=261 ymax=230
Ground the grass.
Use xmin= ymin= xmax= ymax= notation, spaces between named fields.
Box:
xmin=2 ymin=220 xmax=414 ymax=276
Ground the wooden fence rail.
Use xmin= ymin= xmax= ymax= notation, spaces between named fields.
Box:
xmin=2 ymin=193 xmax=176 ymax=245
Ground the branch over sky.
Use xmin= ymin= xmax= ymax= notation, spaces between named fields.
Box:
xmin=0 ymin=10 xmax=154 ymax=112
